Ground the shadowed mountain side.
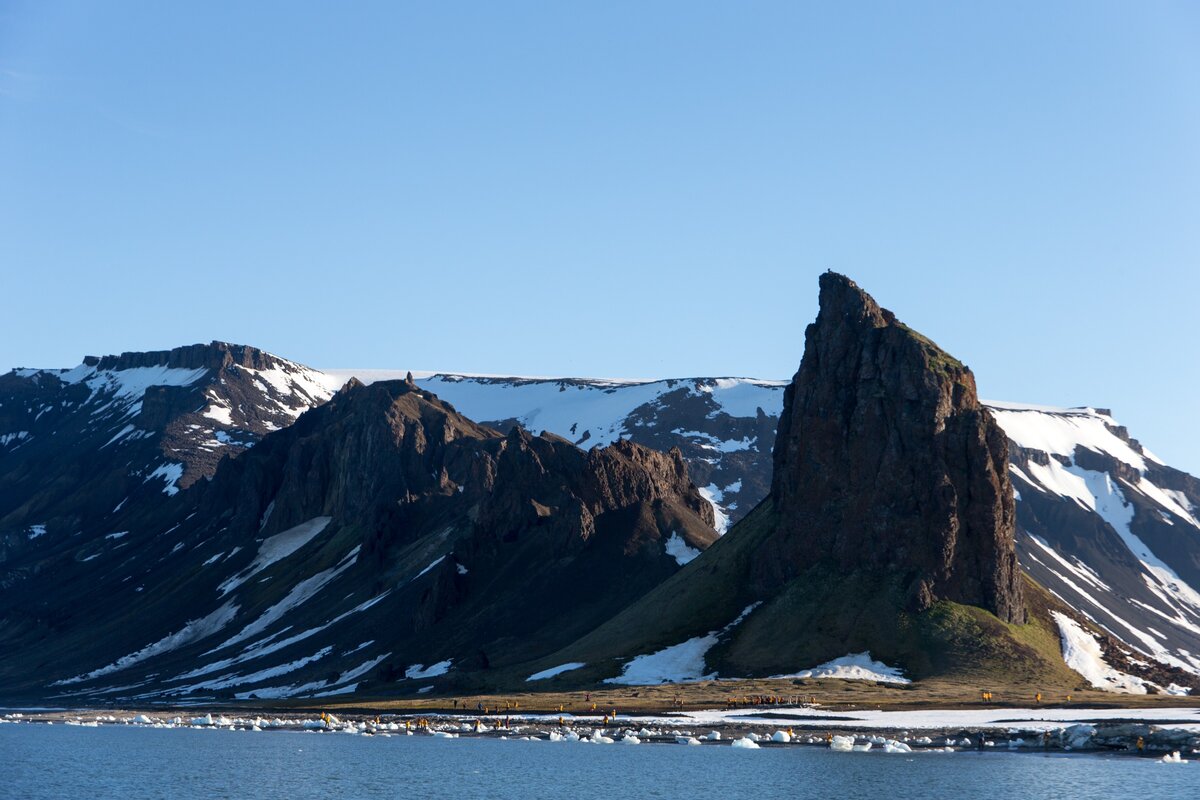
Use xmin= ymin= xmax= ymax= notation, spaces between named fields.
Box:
xmin=0 ymin=377 xmax=717 ymax=701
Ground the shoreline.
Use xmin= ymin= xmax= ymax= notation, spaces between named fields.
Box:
xmin=5 ymin=704 xmax=1197 ymax=760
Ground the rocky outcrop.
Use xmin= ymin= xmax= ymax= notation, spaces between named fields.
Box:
xmin=769 ymin=272 xmax=1025 ymax=623
xmin=84 ymin=341 xmax=286 ymax=372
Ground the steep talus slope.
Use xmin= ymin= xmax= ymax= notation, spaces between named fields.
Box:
xmin=541 ymin=274 xmax=1190 ymax=692
xmin=0 ymin=377 xmax=715 ymax=702
xmin=0 ymin=342 xmax=339 ymax=564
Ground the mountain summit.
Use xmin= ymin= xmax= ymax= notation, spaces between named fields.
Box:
xmin=769 ymin=272 xmax=1024 ymax=623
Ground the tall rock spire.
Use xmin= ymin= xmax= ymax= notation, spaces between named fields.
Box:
xmin=770 ymin=272 xmax=1025 ymax=623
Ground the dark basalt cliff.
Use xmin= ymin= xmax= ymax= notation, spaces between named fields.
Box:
xmin=769 ymin=272 xmax=1025 ymax=623
xmin=83 ymin=341 xmax=289 ymax=372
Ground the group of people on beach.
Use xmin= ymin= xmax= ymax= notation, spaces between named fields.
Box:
xmin=725 ymin=694 xmax=816 ymax=708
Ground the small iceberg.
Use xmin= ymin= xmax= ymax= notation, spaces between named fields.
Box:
xmin=830 ymin=735 xmax=855 ymax=752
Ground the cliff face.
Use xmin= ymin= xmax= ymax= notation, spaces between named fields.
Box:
xmin=770 ymin=272 xmax=1025 ymax=623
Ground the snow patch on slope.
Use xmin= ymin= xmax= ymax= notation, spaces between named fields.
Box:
xmin=770 ymin=652 xmax=911 ymax=684
xmin=605 ymin=604 xmax=759 ymax=685
xmin=215 ymin=546 xmax=358 ymax=650
xmin=1052 ymin=612 xmax=1148 ymax=694
xmin=405 ymin=660 xmax=452 ymax=679
xmin=55 ymin=601 xmax=239 ymax=685
xmin=699 ymin=485 xmax=730 ymax=534
xmin=527 ymin=662 xmax=586 ymax=682
xmin=664 ymin=532 xmax=701 ymax=566
xmin=219 ymin=517 xmax=333 ymax=594
xmin=145 ymin=463 xmax=183 ymax=496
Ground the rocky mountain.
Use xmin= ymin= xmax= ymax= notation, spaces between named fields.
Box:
xmin=329 ymin=374 xmax=1200 ymax=683
xmin=3 ymin=279 xmax=1200 ymax=699
xmin=0 ymin=342 xmax=338 ymax=563
xmin=523 ymin=274 xmax=1195 ymax=695
xmin=372 ymin=392 xmax=1200 ymax=684
xmin=0 ymin=376 xmax=715 ymax=702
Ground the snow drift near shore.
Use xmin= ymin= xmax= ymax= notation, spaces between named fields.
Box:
xmin=770 ymin=652 xmax=910 ymax=684
xmin=605 ymin=604 xmax=760 ymax=685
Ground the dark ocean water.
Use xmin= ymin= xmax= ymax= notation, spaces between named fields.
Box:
xmin=1 ymin=723 xmax=1193 ymax=799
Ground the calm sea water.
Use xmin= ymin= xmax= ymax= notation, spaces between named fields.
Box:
xmin=2 ymin=723 xmax=1193 ymax=799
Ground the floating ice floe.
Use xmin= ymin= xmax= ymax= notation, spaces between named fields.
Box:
xmin=731 ymin=737 xmax=760 ymax=749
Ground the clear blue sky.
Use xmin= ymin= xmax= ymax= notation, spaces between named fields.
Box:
xmin=2 ymin=2 xmax=1198 ymax=472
